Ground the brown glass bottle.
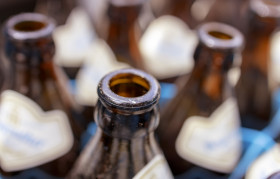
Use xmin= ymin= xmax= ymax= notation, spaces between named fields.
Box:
xmin=68 ymin=68 xmax=174 ymax=179
xmin=0 ymin=13 xmax=84 ymax=178
xmin=204 ymin=0 xmax=249 ymax=33
xmin=157 ymin=22 xmax=244 ymax=177
xmin=95 ymin=0 xmax=145 ymax=69
xmin=235 ymin=0 xmax=280 ymax=130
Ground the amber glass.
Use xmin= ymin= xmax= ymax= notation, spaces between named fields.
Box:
xmin=0 ymin=13 xmax=84 ymax=178
xmin=95 ymin=0 xmax=144 ymax=69
xmin=235 ymin=0 xmax=280 ymax=130
xmin=204 ymin=0 xmax=248 ymax=33
xmin=157 ymin=22 xmax=244 ymax=177
xmin=68 ymin=69 xmax=173 ymax=179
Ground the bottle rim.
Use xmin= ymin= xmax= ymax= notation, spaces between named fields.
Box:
xmin=250 ymin=0 xmax=280 ymax=18
xmin=5 ymin=13 xmax=56 ymax=40
xmin=98 ymin=68 xmax=160 ymax=111
xmin=198 ymin=22 xmax=244 ymax=50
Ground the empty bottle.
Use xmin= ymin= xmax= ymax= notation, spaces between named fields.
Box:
xmin=68 ymin=68 xmax=173 ymax=179
xmin=93 ymin=0 xmax=145 ymax=69
xmin=235 ymin=0 xmax=280 ymax=129
xmin=0 ymin=13 xmax=84 ymax=178
xmin=157 ymin=22 xmax=244 ymax=177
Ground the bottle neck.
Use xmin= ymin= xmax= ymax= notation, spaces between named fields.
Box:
xmin=190 ymin=43 xmax=234 ymax=99
xmin=95 ymin=127 xmax=159 ymax=150
xmin=106 ymin=3 xmax=143 ymax=67
xmin=107 ymin=2 xmax=142 ymax=23
xmin=242 ymin=14 xmax=278 ymax=72
xmin=107 ymin=3 xmax=142 ymax=43
xmin=95 ymin=100 xmax=159 ymax=139
xmin=4 ymin=36 xmax=56 ymax=88
xmin=4 ymin=36 xmax=55 ymax=67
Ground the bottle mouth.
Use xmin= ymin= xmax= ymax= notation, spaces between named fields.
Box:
xmin=250 ymin=0 xmax=280 ymax=17
xmin=198 ymin=22 xmax=244 ymax=50
xmin=109 ymin=73 xmax=150 ymax=98
xmin=98 ymin=68 xmax=160 ymax=112
xmin=5 ymin=13 xmax=55 ymax=40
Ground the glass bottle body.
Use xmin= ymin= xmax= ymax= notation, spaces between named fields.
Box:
xmin=157 ymin=22 xmax=244 ymax=177
xmin=69 ymin=68 xmax=173 ymax=179
xmin=236 ymin=0 xmax=280 ymax=130
xmin=70 ymin=101 xmax=166 ymax=178
xmin=0 ymin=13 xmax=83 ymax=178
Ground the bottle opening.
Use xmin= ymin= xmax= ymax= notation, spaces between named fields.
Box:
xmin=109 ymin=73 xmax=150 ymax=97
xmin=199 ymin=22 xmax=243 ymax=49
xmin=208 ymin=31 xmax=233 ymax=40
xmin=13 ymin=21 xmax=46 ymax=32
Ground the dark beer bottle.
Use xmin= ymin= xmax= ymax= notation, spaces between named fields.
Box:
xmin=68 ymin=68 xmax=174 ymax=179
xmin=157 ymin=22 xmax=244 ymax=177
xmin=0 ymin=13 xmax=83 ymax=178
xmin=95 ymin=0 xmax=145 ymax=69
xmin=235 ymin=0 xmax=280 ymax=129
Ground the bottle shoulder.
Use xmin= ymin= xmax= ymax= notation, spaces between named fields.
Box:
xmin=69 ymin=129 xmax=162 ymax=178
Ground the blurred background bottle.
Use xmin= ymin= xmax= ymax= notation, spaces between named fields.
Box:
xmin=235 ymin=0 xmax=280 ymax=130
xmin=68 ymin=68 xmax=173 ymax=179
xmin=203 ymin=0 xmax=248 ymax=33
xmin=0 ymin=13 xmax=84 ymax=178
xmin=157 ymin=22 xmax=244 ymax=178
xmin=84 ymin=0 xmax=146 ymax=69
xmin=35 ymin=0 xmax=81 ymax=79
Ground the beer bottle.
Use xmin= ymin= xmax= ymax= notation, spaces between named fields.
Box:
xmin=157 ymin=22 xmax=244 ymax=177
xmin=68 ymin=68 xmax=174 ymax=179
xmin=0 ymin=13 xmax=83 ymax=178
xmin=204 ymin=0 xmax=248 ymax=34
xmin=235 ymin=0 xmax=280 ymax=129
xmin=95 ymin=0 xmax=145 ymax=69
